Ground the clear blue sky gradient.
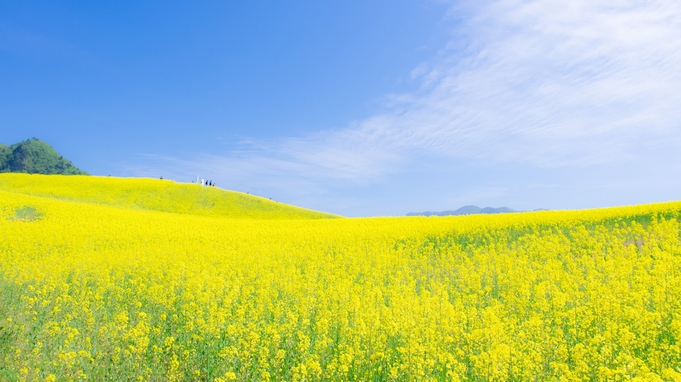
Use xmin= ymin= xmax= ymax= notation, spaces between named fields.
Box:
xmin=2 ymin=1 xmax=681 ymax=216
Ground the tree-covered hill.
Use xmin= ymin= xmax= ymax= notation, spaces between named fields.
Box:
xmin=407 ymin=205 xmax=516 ymax=216
xmin=0 ymin=138 xmax=87 ymax=175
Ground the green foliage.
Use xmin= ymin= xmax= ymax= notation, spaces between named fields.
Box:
xmin=0 ymin=138 xmax=87 ymax=175
xmin=0 ymin=144 xmax=10 ymax=172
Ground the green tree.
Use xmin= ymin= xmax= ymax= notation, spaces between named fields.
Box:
xmin=1 ymin=138 xmax=88 ymax=175
xmin=0 ymin=143 xmax=10 ymax=172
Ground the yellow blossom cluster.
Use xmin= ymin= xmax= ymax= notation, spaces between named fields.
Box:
xmin=2 ymin=174 xmax=681 ymax=381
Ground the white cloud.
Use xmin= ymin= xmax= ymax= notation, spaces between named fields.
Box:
xmin=393 ymin=0 xmax=681 ymax=165
xmin=135 ymin=0 xmax=681 ymax=186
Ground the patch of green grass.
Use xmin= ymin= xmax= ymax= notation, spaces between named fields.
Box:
xmin=11 ymin=206 xmax=43 ymax=222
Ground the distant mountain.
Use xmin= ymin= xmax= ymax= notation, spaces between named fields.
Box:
xmin=0 ymin=138 xmax=87 ymax=175
xmin=406 ymin=205 xmax=516 ymax=217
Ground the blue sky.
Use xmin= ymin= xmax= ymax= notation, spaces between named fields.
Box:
xmin=2 ymin=1 xmax=680 ymax=217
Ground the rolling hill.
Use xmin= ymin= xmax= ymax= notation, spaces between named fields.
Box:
xmin=3 ymin=172 xmax=681 ymax=380
xmin=0 ymin=173 xmax=338 ymax=219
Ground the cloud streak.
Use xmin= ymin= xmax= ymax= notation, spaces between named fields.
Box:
xmin=133 ymin=0 xmax=681 ymax=188
xmin=392 ymin=0 xmax=681 ymax=165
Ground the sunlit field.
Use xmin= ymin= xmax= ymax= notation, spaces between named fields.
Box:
xmin=2 ymin=174 xmax=681 ymax=381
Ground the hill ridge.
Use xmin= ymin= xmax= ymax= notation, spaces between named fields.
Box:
xmin=407 ymin=205 xmax=515 ymax=217
xmin=0 ymin=173 xmax=338 ymax=219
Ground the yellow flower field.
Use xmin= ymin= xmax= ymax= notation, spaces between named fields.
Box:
xmin=1 ymin=174 xmax=681 ymax=381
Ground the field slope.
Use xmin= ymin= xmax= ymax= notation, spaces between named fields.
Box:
xmin=2 ymin=175 xmax=681 ymax=381
xmin=0 ymin=173 xmax=338 ymax=219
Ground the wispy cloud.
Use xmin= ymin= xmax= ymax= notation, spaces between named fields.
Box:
xmin=130 ymin=0 xmax=681 ymax=188
xmin=384 ymin=0 xmax=681 ymax=166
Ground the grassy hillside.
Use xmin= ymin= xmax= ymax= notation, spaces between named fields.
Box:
xmin=0 ymin=173 xmax=338 ymax=219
